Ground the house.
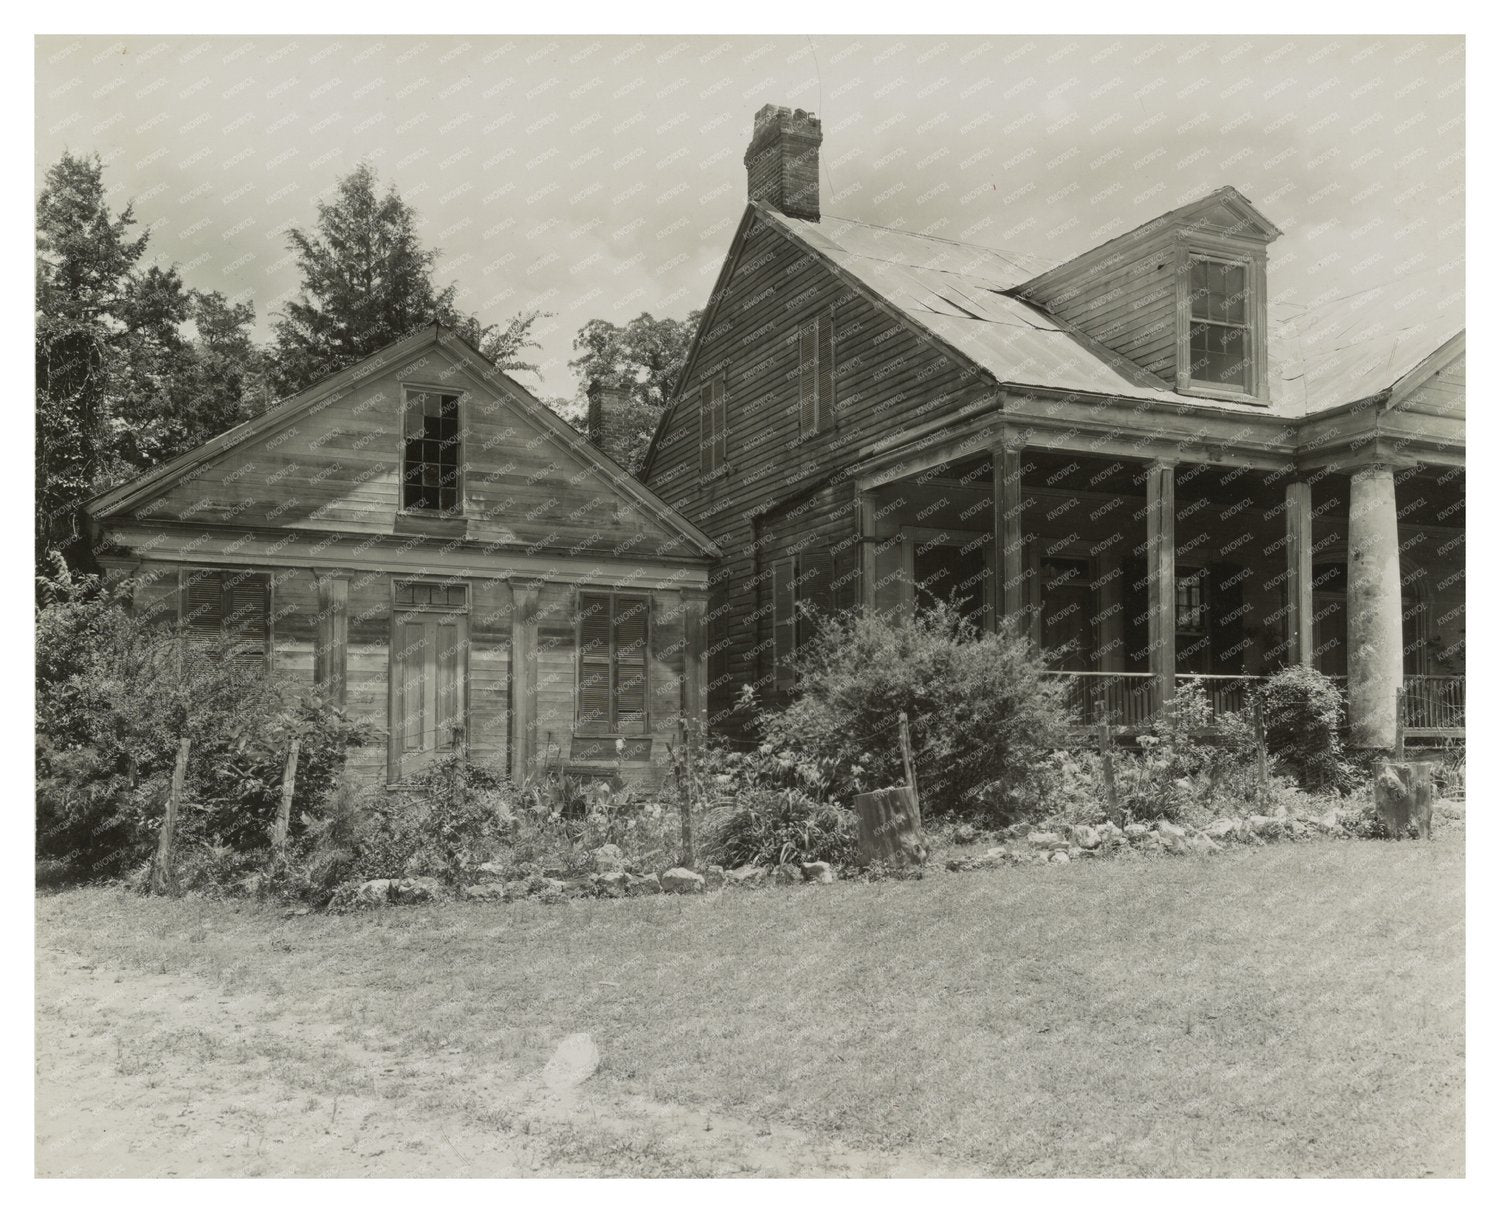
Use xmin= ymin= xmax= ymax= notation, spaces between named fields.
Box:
xmin=85 ymin=324 xmax=718 ymax=787
xmin=639 ymin=104 xmax=1465 ymax=750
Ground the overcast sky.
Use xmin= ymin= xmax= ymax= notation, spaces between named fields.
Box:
xmin=35 ymin=34 xmax=1464 ymax=403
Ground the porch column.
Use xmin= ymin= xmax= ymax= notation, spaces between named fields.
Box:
xmin=1346 ymin=463 xmax=1404 ymax=748
xmin=1285 ymin=479 xmax=1314 ymax=667
xmin=314 ymin=572 xmax=350 ymax=706
xmin=993 ymin=443 xmax=1026 ymax=629
xmin=509 ymin=580 xmax=542 ymax=778
xmin=1146 ymin=460 xmax=1176 ymax=709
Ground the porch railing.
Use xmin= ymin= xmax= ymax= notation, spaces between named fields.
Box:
xmin=1057 ymin=672 xmax=1158 ymax=730
xmin=1402 ymin=675 xmax=1466 ymax=737
xmin=1057 ymin=671 xmax=1465 ymax=738
xmin=1058 ymin=672 xmax=1265 ymax=731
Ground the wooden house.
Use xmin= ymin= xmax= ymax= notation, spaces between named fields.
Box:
xmin=639 ymin=105 xmax=1465 ymax=749
xmin=85 ymin=324 xmax=719 ymax=787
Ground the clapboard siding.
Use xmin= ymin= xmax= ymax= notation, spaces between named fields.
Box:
xmin=1033 ymin=246 xmax=1180 ymax=383
xmin=644 ymin=214 xmax=999 ymax=722
xmin=132 ymin=342 xmax=697 ymax=561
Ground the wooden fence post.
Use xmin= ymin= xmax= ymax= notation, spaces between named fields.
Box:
xmin=1253 ymin=700 xmax=1269 ymax=808
xmin=897 ymin=711 xmax=921 ymax=830
xmin=149 ymin=737 xmax=190 ymax=896
xmin=1395 ymin=686 xmax=1406 ymax=762
xmin=676 ymin=717 xmax=696 ymax=870
xmin=1095 ymin=697 xmax=1119 ymax=825
xmin=272 ymin=738 xmax=300 ymax=853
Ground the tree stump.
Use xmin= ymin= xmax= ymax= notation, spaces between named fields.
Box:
xmin=1374 ymin=760 xmax=1435 ymax=840
xmin=853 ymin=786 xmax=928 ymax=867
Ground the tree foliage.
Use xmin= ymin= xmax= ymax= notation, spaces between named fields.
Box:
xmin=271 ymin=163 xmax=547 ymax=396
xmin=35 ymin=152 xmax=263 ymax=565
xmin=568 ymin=310 xmax=702 ymax=471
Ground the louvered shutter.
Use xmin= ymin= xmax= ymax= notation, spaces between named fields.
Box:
xmin=183 ymin=570 xmax=226 ymax=637
xmin=614 ymin=596 xmax=649 ymax=734
xmin=817 ymin=309 xmax=835 ymax=421
xmin=797 ymin=549 xmax=834 ymax=649
xmin=699 ymin=383 xmax=714 ymax=477
xmin=577 ymin=593 xmax=614 ymax=731
xmin=223 ymin=571 xmax=270 ymax=668
xmin=832 ymin=542 xmax=861 ymax=612
xmin=772 ymin=556 xmax=797 ymax=691
xmin=712 ymin=378 xmax=727 ymax=470
xmin=798 ymin=324 xmax=817 ymax=437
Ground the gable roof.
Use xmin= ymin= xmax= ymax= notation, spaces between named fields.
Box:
xmin=762 ymin=203 xmax=1463 ymax=418
xmin=87 ymin=324 xmax=720 ymax=559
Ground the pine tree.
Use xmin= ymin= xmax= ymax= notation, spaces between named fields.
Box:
xmin=35 ymin=152 xmax=149 ymax=562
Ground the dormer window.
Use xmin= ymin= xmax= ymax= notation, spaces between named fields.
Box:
xmin=1176 ymin=246 xmax=1268 ymax=403
xmin=1188 ymin=256 xmax=1250 ymax=392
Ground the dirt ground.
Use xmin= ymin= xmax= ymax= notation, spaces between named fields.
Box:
xmin=35 ymin=939 xmax=960 ymax=1177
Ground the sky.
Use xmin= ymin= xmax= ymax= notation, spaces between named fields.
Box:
xmin=34 ymin=34 xmax=1464 ymax=404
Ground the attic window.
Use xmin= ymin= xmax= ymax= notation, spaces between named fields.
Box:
xmin=1186 ymin=256 xmax=1251 ymax=394
xmin=402 ymin=389 xmax=462 ymax=513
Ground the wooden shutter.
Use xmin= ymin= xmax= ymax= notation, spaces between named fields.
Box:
xmin=832 ymin=541 xmax=861 ymax=613
xmin=223 ymin=571 xmax=270 ymax=667
xmin=711 ymin=378 xmax=727 ymax=471
xmin=183 ymin=569 xmax=269 ymax=669
xmin=772 ymin=556 xmax=797 ymax=691
xmin=614 ymin=596 xmax=649 ymax=734
xmin=699 ymin=383 xmax=714 ymax=477
xmin=578 ymin=593 xmax=614 ymax=731
xmin=183 ymin=570 xmax=225 ymax=637
xmin=798 ymin=324 xmax=817 ymax=437
xmin=817 ymin=309 xmax=835 ymax=420
xmin=797 ymin=549 xmax=834 ymax=649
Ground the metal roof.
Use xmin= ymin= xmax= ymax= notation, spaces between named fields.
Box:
xmin=770 ymin=208 xmax=1463 ymax=418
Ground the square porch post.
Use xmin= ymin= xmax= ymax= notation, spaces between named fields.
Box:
xmin=1146 ymin=460 xmax=1177 ymax=711
xmin=509 ymin=579 xmax=542 ymax=778
xmin=993 ymin=442 xmax=1027 ymax=631
xmin=1285 ymin=479 xmax=1314 ymax=667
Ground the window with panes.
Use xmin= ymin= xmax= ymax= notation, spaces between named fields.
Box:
xmin=402 ymin=389 xmax=462 ymax=513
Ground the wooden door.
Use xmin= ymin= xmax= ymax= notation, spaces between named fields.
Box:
xmin=391 ymin=609 xmax=468 ymax=781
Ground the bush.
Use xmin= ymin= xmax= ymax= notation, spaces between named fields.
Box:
xmin=35 ymin=556 xmax=372 ymax=881
xmin=702 ymin=787 xmax=858 ymax=870
xmin=1259 ymin=666 xmax=1350 ymax=791
xmin=751 ymin=600 xmax=1071 ymax=818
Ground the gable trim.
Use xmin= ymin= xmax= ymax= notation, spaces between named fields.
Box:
xmin=639 ymin=205 xmax=760 ymax=482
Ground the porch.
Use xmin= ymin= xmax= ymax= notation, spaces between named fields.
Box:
xmin=851 ymin=425 xmax=1465 ymax=748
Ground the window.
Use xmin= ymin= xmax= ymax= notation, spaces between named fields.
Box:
xmin=577 ymin=592 xmax=650 ymax=734
xmin=1187 ymin=256 xmax=1250 ymax=392
xmin=182 ymin=568 xmax=270 ymax=668
xmin=1175 ymin=568 xmax=1208 ymax=636
xmin=699 ymin=377 xmax=726 ymax=477
xmin=402 ymin=389 xmax=462 ymax=513
xmin=797 ymin=308 xmax=835 ymax=438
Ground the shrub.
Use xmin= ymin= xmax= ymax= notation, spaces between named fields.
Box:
xmin=702 ymin=787 xmax=858 ymax=870
xmin=752 ymin=600 xmax=1071 ymax=818
xmin=1259 ymin=666 xmax=1349 ymax=791
xmin=35 ymin=556 xmax=372 ymax=881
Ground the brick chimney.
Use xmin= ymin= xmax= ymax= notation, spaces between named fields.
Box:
xmin=587 ymin=381 xmax=636 ymax=469
xmin=744 ymin=104 xmax=822 ymax=221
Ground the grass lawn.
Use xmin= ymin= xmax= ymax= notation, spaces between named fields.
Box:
xmin=35 ymin=831 xmax=1464 ymax=1177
